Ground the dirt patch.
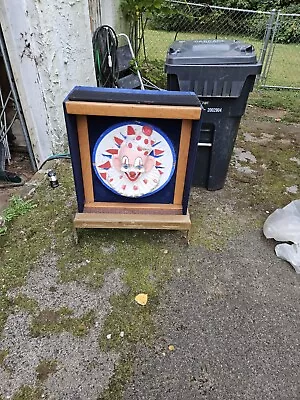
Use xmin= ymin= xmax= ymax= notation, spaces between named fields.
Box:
xmin=259 ymin=108 xmax=287 ymax=120
xmin=243 ymin=106 xmax=300 ymax=138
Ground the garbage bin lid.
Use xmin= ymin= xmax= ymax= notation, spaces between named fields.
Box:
xmin=166 ymin=39 xmax=258 ymax=65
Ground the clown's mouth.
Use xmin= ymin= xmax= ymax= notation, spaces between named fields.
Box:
xmin=125 ymin=171 xmax=141 ymax=182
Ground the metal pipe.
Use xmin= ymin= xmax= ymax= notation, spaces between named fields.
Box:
xmin=117 ymin=33 xmax=145 ymax=90
xmin=258 ymin=9 xmax=277 ymax=83
xmin=279 ymin=12 xmax=300 ymax=17
xmin=167 ymin=0 xmax=273 ymax=15
xmin=260 ymin=85 xmax=300 ymax=90
xmin=0 ymin=28 xmax=37 ymax=171
xmin=262 ymin=11 xmax=281 ymax=87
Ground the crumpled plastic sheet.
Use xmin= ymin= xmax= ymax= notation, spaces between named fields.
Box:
xmin=263 ymin=200 xmax=300 ymax=273
xmin=275 ymin=243 xmax=300 ymax=274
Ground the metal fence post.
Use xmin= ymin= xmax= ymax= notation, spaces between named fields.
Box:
xmin=258 ymin=9 xmax=276 ymax=82
xmin=260 ymin=10 xmax=281 ymax=86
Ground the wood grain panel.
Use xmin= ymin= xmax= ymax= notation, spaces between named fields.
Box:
xmin=84 ymin=202 xmax=182 ymax=215
xmin=77 ymin=115 xmax=94 ymax=203
xmin=66 ymin=101 xmax=201 ymax=120
xmin=173 ymin=119 xmax=192 ymax=205
xmin=74 ymin=212 xmax=191 ymax=230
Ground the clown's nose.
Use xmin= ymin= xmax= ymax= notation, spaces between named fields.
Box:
xmin=129 ymin=171 xmax=136 ymax=178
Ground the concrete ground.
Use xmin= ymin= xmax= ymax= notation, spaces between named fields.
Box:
xmin=0 ymin=105 xmax=299 ymax=399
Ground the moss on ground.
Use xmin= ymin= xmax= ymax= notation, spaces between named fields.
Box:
xmin=0 ymin=349 xmax=9 ymax=366
xmin=234 ymin=117 xmax=300 ymax=211
xmin=99 ymin=355 xmax=134 ymax=400
xmin=249 ymin=90 xmax=300 ymax=124
xmin=11 ymin=386 xmax=43 ymax=400
xmin=0 ymin=162 xmax=75 ymax=332
xmin=31 ymin=308 xmax=95 ymax=337
xmin=13 ymin=295 xmax=39 ymax=314
xmin=36 ymin=359 xmax=58 ymax=382
xmin=189 ymin=203 xmax=260 ymax=251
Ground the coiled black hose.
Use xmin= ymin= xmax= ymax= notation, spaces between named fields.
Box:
xmin=92 ymin=25 xmax=119 ymax=88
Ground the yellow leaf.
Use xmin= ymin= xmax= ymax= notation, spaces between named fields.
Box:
xmin=168 ymin=345 xmax=175 ymax=351
xmin=135 ymin=293 xmax=148 ymax=306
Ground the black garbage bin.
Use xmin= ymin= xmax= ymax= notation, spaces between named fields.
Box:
xmin=165 ymin=39 xmax=262 ymax=190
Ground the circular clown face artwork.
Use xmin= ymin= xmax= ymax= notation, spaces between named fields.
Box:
xmin=92 ymin=121 xmax=176 ymax=198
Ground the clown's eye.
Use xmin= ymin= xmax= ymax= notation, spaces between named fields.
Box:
xmin=134 ymin=157 xmax=143 ymax=170
xmin=122 ymin=156 xmax=129 ymax=169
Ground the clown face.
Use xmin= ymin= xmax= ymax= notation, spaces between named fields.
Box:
xmin=113 ymin=140 xmax=155 ymax=182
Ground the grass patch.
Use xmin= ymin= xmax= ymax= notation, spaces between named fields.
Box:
xmin=143 ymin=29 xmax=300 ymax=89
xmin=263 ymin=42 xmax=300 ymax=88
xmin=235 ymin=143 xmax=300 ymax=210
xmin=0 ymin=196 xmax=36 ymax=236
xmin=144 ymin=29 xmax=263 ymax=63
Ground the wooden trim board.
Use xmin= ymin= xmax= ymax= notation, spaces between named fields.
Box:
xmin=173 ymin=119 xmax=192 ymax=204
xmin=77 ymin=115 xmax=94 ymax=202
xmin=84 ymin=202 xmax=182 ymax=215
xmin=66 ymin=101 xmax=201 ymax=120
xmin=74 ymin=212 xmax=191 ymax=230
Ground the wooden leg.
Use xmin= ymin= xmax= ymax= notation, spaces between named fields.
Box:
xmin=73 ymin=227 xmax=79 ymax=245
xmin=186 ymin=229 xmax=191 ymax=245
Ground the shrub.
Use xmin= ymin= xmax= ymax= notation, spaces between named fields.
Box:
xmin=149 ymin=2 xmax=300 ymax=44
xmin=276 ymin=5 xmax=300 ymax=44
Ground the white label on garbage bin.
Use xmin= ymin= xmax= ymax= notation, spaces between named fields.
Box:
xmin=207 ymin=107 xmax=223 ymax=113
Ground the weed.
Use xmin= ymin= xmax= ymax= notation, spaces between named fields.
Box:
xmin=0 ymin=196 xmax=36 ymax=236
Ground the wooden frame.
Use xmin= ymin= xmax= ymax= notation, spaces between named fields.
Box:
xmin=66 ymin=101 xmax=200 ymax=120
xmin=64 ymin=87 xmax=201 ymax=237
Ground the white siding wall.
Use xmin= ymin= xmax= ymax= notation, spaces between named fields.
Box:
xmin=100 ymin=0 xmax=127 ymax=34
xmin=88 ymin=0 xmax=127 ymax=35
xmin=1 ymin=0 xmax=96 ymax=166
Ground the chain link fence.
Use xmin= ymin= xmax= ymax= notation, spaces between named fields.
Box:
xmin=142 ymin=0 xmax=300 ymax=90
xmin=261 ymin=12 xmax=300 ymax=89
